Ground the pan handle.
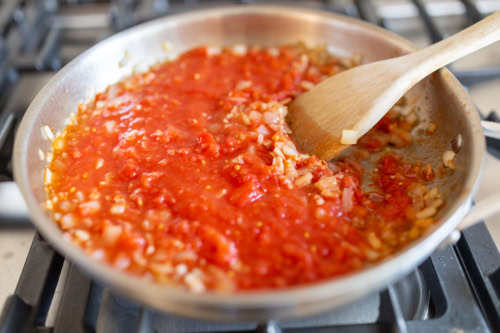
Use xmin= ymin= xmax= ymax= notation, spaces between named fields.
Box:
xmin=454 ymin=121 xmax=500 ymax=228
xmin=457 ymin=192 xmax=500 ymax=230
xmin=455 ymin=121 xmax=500 ymax=229
xmin=481 ymin=120 xmax=500 ymax=140
xmin=439 ymin=191 xmax=500 ymax=247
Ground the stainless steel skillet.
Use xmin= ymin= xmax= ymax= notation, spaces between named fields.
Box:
xmin=12 ymin=5 xmax=497 ymax=321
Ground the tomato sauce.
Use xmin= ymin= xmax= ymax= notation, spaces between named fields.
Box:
xmin=46 ymin=45 xmax=443 ymax=292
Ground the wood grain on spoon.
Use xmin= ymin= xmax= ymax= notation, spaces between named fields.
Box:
xmin=288 ymin=11 xmax=500 ymax=161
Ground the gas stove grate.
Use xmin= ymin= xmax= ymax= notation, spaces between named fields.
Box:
xmin=356 ymin=0 xmax=500 ymax=86
xmin=0 ymin=0 xmax=500 ymax=332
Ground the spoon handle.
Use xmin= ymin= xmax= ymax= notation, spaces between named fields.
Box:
xmin=404 ymin=11 xmax=500 ymax=81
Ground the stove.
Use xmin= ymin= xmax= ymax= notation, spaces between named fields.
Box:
xmin=0 ymin=1 xmax=499 ymax=332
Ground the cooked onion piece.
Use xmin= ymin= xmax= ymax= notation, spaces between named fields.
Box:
xmin=341 ymin=129 xmax=358 ymax=144
xmin=442 ymin=150 xmax=456 ymax=169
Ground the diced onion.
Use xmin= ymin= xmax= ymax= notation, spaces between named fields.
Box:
xmin=79 ymin=201 xmax=101 ymax=214
xmin=110 ymin=203 xmax=126 ymax=215
xmin=267 ymin=47 xmax=280 ymax=57
xmin=368 ymin=192 xmax=385 ymax=202
xmin=105 ymin=120 xmax=116 ymax=133
xmin=281 ymin=143 xmax=298 ymax=157
xmin=295 ymin=173 xmax=313 ymax=187
xmin=149 ymin=262 xmax=173 ymax=275
xmin=38 ymin=149 xmax=45 ymax=161
xmin=416 ymin=206 xmax=437 ymax=219
xmin=367 ymin=232 xmax=382 ymax=249
xmin=102 ymin=224 xmax=122 ymax=245
xmin=59 ymin=201 xmax=72 ymax=211
xmin=263 ymin=112 xmax=280 ymax=125
xmin=341 ymin=129 xmax=358 ymax=144
xmin=248 ymin=111 xmax=262 ymax=123
xmin=91 ymin=249 xmax=105 ymax=261
xmin=176 ymin=264 xmax=188 ymax=276
xmin=206 ymin=46 xmax=221 ymax=56
xmin=272 ymin=157 xmax=284 ymax=173
xmin=300 ymin=81 xmax=315 ymax=91
xmin=341 ymin=187 xmax=354 ymax=212
xmin=315 ymin=207 xmax=326 ymax=219
xmin=114 ymin=256 xmax=131 ymax=270
xmin=427 ymin=122 xmax=437 ymax=134
xmin=430 ymin=199 xmax=444 ymax=210
xmin=43 ymin=125 xmax=55 ymax=142
xmin=75 ymin=191 xmax=84 ymax=202
xmin=257 ymin=125 xmax=270 ymax=135
xmin=441 ymin=150 xmax=456 ymax=169
xmin=53 ymin=137 xmax=64 ymax=150
xmin=231 ymin=44 xmax=247 ymax=56
xmin=405 ymin=112 xmax=418 ymax=125
xmin=74 ymin=230 xmax=90 ymax=242
xmin=424 ymin=187 xmax=439 ymax=201
xmin=60 ymin=213 xmax=75 ymax=230
xmin=235 ymin=80 xmax=252 ymax=91
xmin=44 ymin=168 xmax=53 ymax=184
xmin=315 ymin=176 xmax=339 ymax=192
xmin=365 ymin=249 xmax=380 ymax=261
xmin=95 ymin=158 xmax=104 ymax=170
xmin=175 ymin=251 xmax=198 ymax=261
xmin=184 ymin=271 xmax=206 ymax=293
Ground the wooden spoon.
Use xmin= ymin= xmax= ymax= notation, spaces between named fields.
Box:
xmin=288 ymin=11 xmax=500 ymax=161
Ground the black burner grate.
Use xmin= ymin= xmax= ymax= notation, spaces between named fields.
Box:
xmin=0 ymin=1 xmax=499 ymax=332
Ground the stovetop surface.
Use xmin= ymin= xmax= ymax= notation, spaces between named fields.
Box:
xmin=0 ymin=1 xmax=499 ymax=332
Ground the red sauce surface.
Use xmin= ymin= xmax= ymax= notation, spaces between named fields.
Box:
xmin=46 ymin=45 xmax=442 ymax=292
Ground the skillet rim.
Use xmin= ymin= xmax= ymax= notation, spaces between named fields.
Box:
xmin=12 ymin=4 xmax=485 ymax=320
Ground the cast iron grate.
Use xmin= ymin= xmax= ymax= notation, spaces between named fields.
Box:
xmin=356 ymin=0 xmax=500 ymax=86
xmin=0 ymin=0 xmax=499 ymax=332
